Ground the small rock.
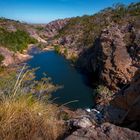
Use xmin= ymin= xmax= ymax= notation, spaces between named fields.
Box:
xmin=67 ymin=116 xmax=93 ymax=129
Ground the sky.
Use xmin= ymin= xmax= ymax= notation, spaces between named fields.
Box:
xmin=0 ymin=0 xmax=139 ymax=23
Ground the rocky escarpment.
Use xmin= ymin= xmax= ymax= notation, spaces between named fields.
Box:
xmin=0 ymin=18 xmax=44 ymax=66
xmin=46 ymin=3 xmax=140 ymax=138
xmin=54 ymin=22 xmax=139 ymax=91
xmin=64 ymin=69 xmax=140 ymax=139
xmin=65 ymin=122 xmax=140 ymax=140
xmin=88 ymin=24 xmax=139 ymax=90
xmin=34 ymin=19 xmax=70 ymax=40
xmin=45 ymin=19 xmax=70 ymax=38
xmin=0 ymin=47 xmax=32 ymax=66
xmin=50 ymin=3 xmax=140 ymax=91
xmin=111 ymin=69 xmax=140 ymax=130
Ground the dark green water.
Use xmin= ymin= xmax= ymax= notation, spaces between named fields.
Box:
xmin=27 ymin=49 xmax=94 ymax=109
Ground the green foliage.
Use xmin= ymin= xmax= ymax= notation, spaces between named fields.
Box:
xmin=64 ymin=48 xmax=68 ymax=55
xmin=56 ymin=2 xmax=140 ymax=49
xmin=54 ymin=45 xmax=61 ymax=54
xmin=0 ymin=66 xmax=4 ymax=73
xmin=0 ymin=54 xmax=4 ymax=64
xmin=95 ymin=85 xmax=112 ymax=96
xmin=71 ymin=55 xmax=77 ymax=63
xmin=0 ymin=55 xmax=5 ymax=72
xmin=0 ymin=28 xmax=37 ymax=52
xmin=0 ymin=66 xmax=61 ymax=101
xmin=38 ymin=43 xmax=46 ymax=49
xmin=59 ymin=111 xmax=70 ymax=121
xmin=35 ymin=26 xmax=45 ymax=31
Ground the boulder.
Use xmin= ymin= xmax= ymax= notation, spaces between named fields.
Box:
xmin=67 ymin=116 xmax=95 ymax=129
xmin=65 ymin=123 xmax=140 ymax=140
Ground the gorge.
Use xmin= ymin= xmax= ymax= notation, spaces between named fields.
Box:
xmin=0 ymin=1 xmax=140 ymax=140
xmin=27 ymin=48 xmax=94 ymax=109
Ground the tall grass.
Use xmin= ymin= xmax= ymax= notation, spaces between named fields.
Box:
xmin=0 ymin=66 xmax=66 ymax=140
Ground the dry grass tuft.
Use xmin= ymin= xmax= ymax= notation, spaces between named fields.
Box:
xmin=0 ymin=95 xmax=65 ymax=140
xmin=0 ymin=66 xmax=66 ymax=140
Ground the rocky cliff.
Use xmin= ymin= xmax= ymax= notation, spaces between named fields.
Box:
xmin=45 ymin=2 xmax=140 ymax=137
xmin=89 ymin=23 xmax=139 ymax=90
xmin=51 ymin=2 xmax=140 ymax=91
xmin=111 ymin=69 xmax=140 ymax=129
xmin=33 ymin=19 xmax=69 ymax=40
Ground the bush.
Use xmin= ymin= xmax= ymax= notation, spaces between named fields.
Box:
xmin=0 ymin=54 xmax=4 ymax=64
xmin=0 ymin=28 xmax=37 ymax=52
xmin=64 ymin=48 xmax=68 ymax=55
xmin=71 ymin=54 xmax=77 ymax=63
xmin=54 ymin=45 xmax=61 ymax=54
xmin=95 ymin=85 xmax=112 ymax=96
xmin=94 ymin=85 xmax=113 ymax=104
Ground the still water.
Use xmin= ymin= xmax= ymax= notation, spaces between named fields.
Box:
xmin=27 ymin=49 xmax=94 ymax=109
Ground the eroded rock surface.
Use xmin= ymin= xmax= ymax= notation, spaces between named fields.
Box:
xmin=0 ymin=47 xmax=32 ymax=66
xmin=91 ymin=24 xmax=138 ymax=90
xmin=65 ymin=123 xmax=140 ymax=140
xmin=111 ymin=69 xmax=140 ymax=125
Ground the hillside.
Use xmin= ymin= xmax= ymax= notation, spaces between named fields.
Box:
xmin=0 ymin=2 xmax=140 ymax=139
xmin=42 ymin=2 xmax=140 ymax=136
xmin=33 ymin=18 xmax=69 ymax=40
xmin=49 ymin=2 xmax=140 ymax=90
xmin=0 ymin=18 xmax=48 ymax=66
xmin=55 ymin=2 xmax=140 ymax=49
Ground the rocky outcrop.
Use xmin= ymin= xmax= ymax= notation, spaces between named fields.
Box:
xmin=0 ymin=47 xmax=32 ymax=66
xmin=65 ymin=122 xmax=140 ymax=140
xmin=88 ymin=24 xmax=139 ymax=90
xmin=64 ymin=71 xmax=140 ymax=139
xmin=111 ymin=69 xmax=140 ymax=126
xmin=38 ymin=19 xmax=69 ymax=39
xmin=100 ymin=25 xmax=136 ymax=89
xmin=52 ymin=20 xmax=139 ymax=91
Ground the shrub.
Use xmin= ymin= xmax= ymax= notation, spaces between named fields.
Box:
xmin=0 ymin=28 xmax=37 ymax=52
xmin=35 ymin=26 xmax=45 ymax=31
xmin=94 ymin=85 xmax=113 ymax=104
xmin=38 ymin=43 xmax=46 ymax=49
xmin=64 ymin=48 xmax=68 ymax=55
xmin=0 ymin=54 xmax=4 ymax=64
xmin=54 ymin=45 xmax=61 ymax=54
xmin=95 ymin=85 xmax=112 ymax=96
xmin=71 ymin=54 xmax=77 ymax=63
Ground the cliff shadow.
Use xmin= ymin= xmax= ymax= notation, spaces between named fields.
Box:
xmin=75 ymin=38 xmax=103 ymax=88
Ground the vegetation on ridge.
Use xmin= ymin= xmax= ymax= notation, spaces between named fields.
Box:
xmin=56 ymin=2 xmax=140 ymax=49
xmin=0 ymin=54 xmax=4 ymax=64
xmin=0 ymin=28 xmax=37 ymax=52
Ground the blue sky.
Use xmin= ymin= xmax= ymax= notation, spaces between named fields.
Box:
xmin=0 ymin=0 xmax=139 ymax=23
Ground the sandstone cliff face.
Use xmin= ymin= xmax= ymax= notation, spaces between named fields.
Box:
xmin=36 ymin=19 xmax=70 ymax=39
xmin=51 ymin=3 xmax=140 ymax=91
xmin=111 ymin=69 xmax=140 ymax=125
xmin=64 ymin=70 xmax=140 ymax=139
xmin=90 ymin=24 xmax=139 ymax=90
xmin=0 ymin=47 xmax=32 ymax=66
xmin=65 ymin=122 xmax=140 ymax=140
xmin=63 ymin=106 xmax=140 ymax=139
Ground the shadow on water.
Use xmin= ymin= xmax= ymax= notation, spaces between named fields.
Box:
xmin=27 ymin=47 xmax=95 ymax=109
xmin=76 ymin=38 xmax=102 ymax=88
